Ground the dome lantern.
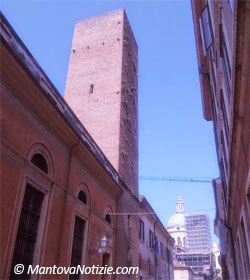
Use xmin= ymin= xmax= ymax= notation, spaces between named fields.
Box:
xmin=176 ymin=195 xmax=184 ymax=213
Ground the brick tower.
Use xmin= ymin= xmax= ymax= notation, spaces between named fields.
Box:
xmin=64 ymin=9 xmax=138 ymax=195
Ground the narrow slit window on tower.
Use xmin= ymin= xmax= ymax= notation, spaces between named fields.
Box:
xmin=89 ymin=84 xmax=94 ymax=94
xmin=105 ymin=214 xmax=111 ymax=224
xmin=31 ymin=153 xmax=48 ymax=174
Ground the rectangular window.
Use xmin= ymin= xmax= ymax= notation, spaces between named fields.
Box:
xmin=139 ymin=219 xmax=144 ymax=241
xmin=128 ymin=215 xmax=132 ymax=229
xmin=247 ymin=184 xmax=250 ymax=215
xmin=89 ymin=84 xmax=94 ymax=94
xmin=240 ymin=218 xmax=250 ymax=278
xmin=210 ymin=84 xmax=217 ymax=124
xmin=220 ymin=24 xmax=231 ymax=98
xmin=165 ymin=248 xmax=168 ymax=262
xmin=70 ymin=216 xmax=85 ymax=280
xmin=10 ymin=185 xmax=44 ymax=280
xmin=199 ymin=6 xmax=214 ymax=56
xmin=221 ymin=131 xmax=228 ymax=175
xmin=160 ymin=242 xmax=164 ymax=258
xmin=213 ymin=122 xmax=219 ymax=157
xmin=149 ymin=229 xmax=154 ymax=249
xmin=221 ymin=90 xmax=230 ymax=143
xmin=168 ymin=249 xmax=173 ymax=265
xmin=155 ymin=236 xmax=159 ymax=254
xmin=219 ymin=160 xmax=227 ymax=199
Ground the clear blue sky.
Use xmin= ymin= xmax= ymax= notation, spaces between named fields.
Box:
xmin=2 ymin=0 xmax=219 ymax=240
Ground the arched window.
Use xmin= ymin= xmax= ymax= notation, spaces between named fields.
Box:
xmin=78 ymin=190 xmax=87 ymax=204
xmin=177 ymin=237 xmax=182 ymax=247
xmin=105 ymin=214 xmax=111 ymax=224
xmin=31 ymin=153 xmax=48 ymax=174
xmin=183 ymin=237 xmax=186 ymax=248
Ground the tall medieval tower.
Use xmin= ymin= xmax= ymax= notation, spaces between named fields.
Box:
xmin=65 ymin=9 xmax=139 ymax=274
xmin=64 ymin=9 xmax=138 ymax=195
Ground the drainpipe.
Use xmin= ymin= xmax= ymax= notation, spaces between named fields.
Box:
xmin=153 ymin=220 xmax=158 ymax=280
xmin=166 ymin=238 xmax=171 ymax=280
xmin=114 ymin=185 xmax=123 ymax=271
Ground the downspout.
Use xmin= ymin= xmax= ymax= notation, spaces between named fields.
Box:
xmin=56 ymin=138 xmax=80 ymax=264
xmin=153 ymin=220 xmax=158 ymax=280
xmin=167 ymin=238 xmax=171 ymax=280
xmin=114 ymin=185 xmax=123 ymax=271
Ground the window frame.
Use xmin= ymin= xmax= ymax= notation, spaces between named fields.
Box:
xmin=149 ymin=229 xmax=154 ymax=250
xmin=69 ymin=215 xmax=86 ymax=280
xmin=139 ymin=219 xmax=145 ymax=242
xmin=103 ymin=206 xmax=113 ymax=226
xmin=27 ymin=143 xmax=54 ymax=178
xmin=220 ymin=23 xmax=231 ymax=98
xmin=221 ymin=90 xmax=230 ymax=143
xmin=199 ymin=5 xmax=214 ymax=58
xmin=9 ymin=184 xmax=45 ymax=280
xmin=8 ymin=178 xmax=50 ymax=279
xmin=77 ymin=183 xmax=90 ymax=208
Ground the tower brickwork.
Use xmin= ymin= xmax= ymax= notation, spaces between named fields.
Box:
xmin=64 ymin=9 xmax=138 ymax=195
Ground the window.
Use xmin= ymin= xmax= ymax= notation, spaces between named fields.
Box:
xmin=199 ymin=6 xmax=214 ymax=57
xmin=247 ymin=183 xmax=250 ymax=215
xmin=219 ymin=160 xmax=227 ymax=199
xmin=220 ymin=24 xmax=231 ymax=98
xmin=183 ymin=237 xmax=187 ymax=248
xmin=221 ymin=131 xmax=228 ymax=175
xmin=77 ymin=190 xmax=87 ymax=204
xmin=240 ymin=218 xmax=250 ymax=278
xmin=128 ymin=214 xmax=132 ymax=229
xmin=70 ymin=216 xmax=85 ymax=280
xmin=105 ymin=214 xmax=111 ymax=224
xmin=168 ymin=249 xmax=173 ymax=265
xmin=177 ymin=237 xmax=182 ymax=247
xmin=210 ymin=84 xmax=217 ymax=124
xmin=160 ymin=242 xmax=164 ymax=258
xmin=149 ymin=229 xmax=154 ymax=249
xmin=139 ymin=219 xmax=144 ymax=241
xmin=221 ymin=91 xmax=230 ymax=143
xmin=165 ymin=248 xmax=168 ymax=262
xmin=10 ymin=185 xmax=44 ymax=280
xmin=89 ymin=84 xmax=94 ymax=94
xmin=31 ymin=153 xmax=48 ymax=174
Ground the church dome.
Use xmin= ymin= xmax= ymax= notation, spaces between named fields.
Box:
xmin=167 ymin=213 xmax=185 ymax=228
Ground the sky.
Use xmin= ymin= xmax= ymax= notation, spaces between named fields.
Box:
xmin=2 ymin=0 xmax=219 ymax=240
